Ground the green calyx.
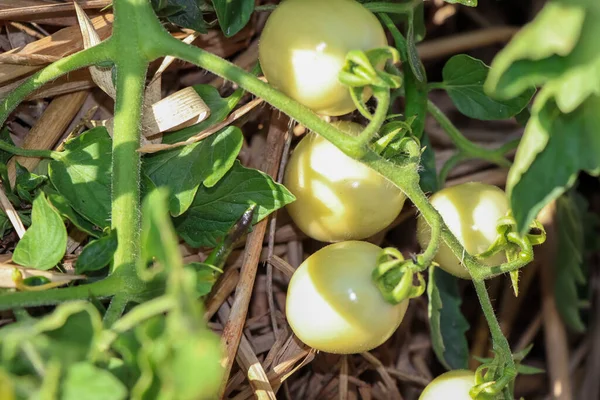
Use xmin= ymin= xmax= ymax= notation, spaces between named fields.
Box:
xmin=372 ymin=247 xmax=426 ymax=304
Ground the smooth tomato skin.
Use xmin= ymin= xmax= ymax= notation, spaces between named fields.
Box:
xmin=286 ymin=241 xmax=409 ymax=354
xmin=284 ymin=121 xmax=406 ymax=242
xmin=258 ymin=0 xmax=387 ymax=116
xmin=419 ymin=370 xmax=476 ymax=400
xmin=416 ymin=183 xmax=509 ymax=279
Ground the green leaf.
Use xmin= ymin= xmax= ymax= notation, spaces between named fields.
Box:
xmin=487 ymin=0 xmax=600 ymax=232
xmin=507 ymin=95 xmax=600 ymax=233
xmin=0 ymin=163 xmax=18 ymax=206
xmin=49 ymin=127 xmax=112 ymax=229
xmin=213 ymin=0 xmax=254 ymax=37
xmin=45 ymin=188 xmax=101 ymax=238
xmin=13 ymin=193 xmax=67 ymax=270
xmin=554 ymin=192 xmax=588 ymax=332
xmin=0 ymin=208 xmax=10 ymax=238
xmin=144 ymin=126 xmax=243 ymax=216
xmin=150 ymin=0 xmax=208 ymax=33
xmin=75 ymin=230 xmax=118 ymax=274
xmin=406 ymin=13 xmax=424 ymax=82
xmin=0 ymin=302 xmax=103 ymax=368
xmin=410 ymin=2 xmax=426 ymax=42
xmin=62 ymin=362 xmax=127 ymax=400
xmin=485 ymin=2 xmax=586 ymax=99
xmin=427 ymin=266 xmax=470 ymax=370
xmin=0 ymin=127 xmax=15 ymax=165
xmin=442 ymin=55 xmax=534 ymax=120
xmin=163 ymin=86 xmax=242 ymax=144
xmin=15 ymin=162 xmax=47 ymax=203
xmin=174 ymin=161 xmax=295 ymax=247
xmin=517 ymin=363 xmax=545 ymax=375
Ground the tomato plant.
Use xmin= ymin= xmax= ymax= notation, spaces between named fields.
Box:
xmin=0 ymin=0 xmax=595 ymax=398
xmin=284 ymin=121 xmax=406 ymax=242
xmin=416 ymin=182 xmax=509 ymax=279
xmin=286 ymin=241 xmax=409 ymax=354
xmin=419 ymin=370 xmax=476 ymax=400
xmin=258 ymin=0 xmax=387 ymax=116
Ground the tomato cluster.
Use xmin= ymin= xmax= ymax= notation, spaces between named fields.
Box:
xmin=260 ymin=4 xmax=510 ymax=396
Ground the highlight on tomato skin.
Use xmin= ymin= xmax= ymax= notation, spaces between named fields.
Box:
xmin=285 ymin=241 xmax=409 ymax=354
xmin=416 ymin=182 xmax=509 ymax=279
xmin=258 ymin=0 xmax=387 ymax=116
xmin=419 ymin=370 xmax=476 ymax=400
xmin=284 ymin=121 xmax=406 ymax=243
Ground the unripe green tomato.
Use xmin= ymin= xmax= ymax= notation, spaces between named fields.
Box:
xmin=258 ymin=0 xmax=387 ymax=116
xmin=419 ymin=370 xmax=476 ymax=400
xmin=283 ymin=121 xmax=406 ymax=242
xmin=286 ymin=241 xmax=409 ymax=354
xmin=416 ymin=182 xmax=508 ymax=279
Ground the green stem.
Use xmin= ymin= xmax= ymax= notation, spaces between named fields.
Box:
xmin=438 ymin=152 xmax=467 ymax=187
xmin=12 ymin=307 xmax=30 ymax=321
xmin=380 ymin=14 xmax=428 ymax=140
xmin=97 ymin=295 xmax=175 ymax=354
xmin=0 ymin=41 xmax=113 ymax=127
xmin=427 ymin=100 xmax=513 ymax=168
xmin=155 ymin=36 xmax=366 ymax=159
xmin=103 ymin=293 xmax=129 ymax=327
xmin=472 ymin=279 xmax=516 ymax=380
xmin=22 ymin=342 xmax=46 ymax=377
xmin=0 ymin=140 xmax=61 ymax=160
xmin=110 ymin=0 xmax=149 ymax=273
xmin=427 ymin=82 xmax=446 ymax=91
xmin=111 ymin=295 xmax=174 ymax=334
xmin=356 ymin=89 xmax=390 ymax=148
xmin=0 ymin=276 xmax=119 ymax=311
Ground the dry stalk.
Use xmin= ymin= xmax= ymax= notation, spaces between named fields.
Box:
xmin=417 ymin=27 xmax=519 ymax=61
xmin=265 ymin=112 xmax=291 ymax=336
xmin=339 ymin=355 xmax=349 ymax=400
xmin=218 ymin=302 xmax=276 ymax=400
xmin=385 ymin=368 xmax=429 ymax=387
xmin=138 ymin=97 xmax=264 ymax=154
xmin=266 ymin=255 xmax=295 ymax=279
xmin=218 ymin=103 xmax=287 ymax=398
xmin=204 ymin=267 xmax=241 ymax=321
xmin=361 ymin=352 xmax=403 ymax=400
xmin=0 ymin=53 xmax=59 ymax=65
xmin=0 ymin=262 xmax=85 ymax=289
xmin=538 ymin=201 xmax=572 ymax=400
xmin=0 ymin=184 xmax=25 ymax=239
xmin=0 ymin=14 xmax=113 ymax=85
xmin=0 ymin=1 xmax=111 ymax=20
